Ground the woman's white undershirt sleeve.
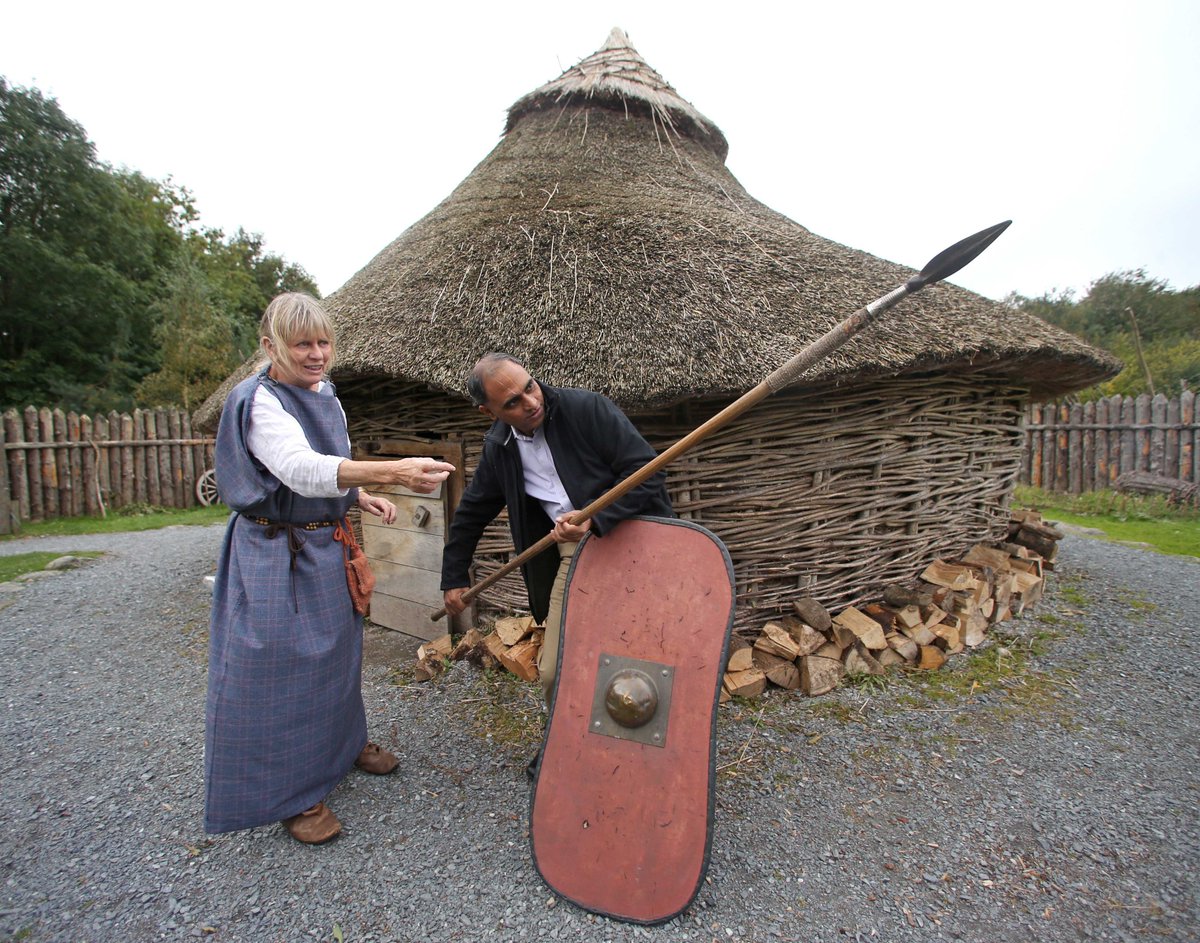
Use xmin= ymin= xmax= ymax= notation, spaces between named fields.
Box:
xmin=246 ymin=384 xmax=350 ymax=498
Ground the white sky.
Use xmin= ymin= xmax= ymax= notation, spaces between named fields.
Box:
xmin=4 ymin=0 xmax=1198 ymax=302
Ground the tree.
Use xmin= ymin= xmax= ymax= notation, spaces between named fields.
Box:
xmin=135 ymin=253 xmax=239 ymax=409
xmin=1011 ymin=270 xmax=1200 ymax=399
xmin=1 ymin=76 xmax=321 ymax=412
xmin=0 ymin=78 xmax=186 ymax=411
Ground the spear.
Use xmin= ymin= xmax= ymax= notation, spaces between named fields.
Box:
xmin=431 ymin=220 xmax=1012 ymax=621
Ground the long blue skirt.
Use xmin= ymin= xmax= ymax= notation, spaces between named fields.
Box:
xmin=204 ymin=514 xmax=367 ymax=833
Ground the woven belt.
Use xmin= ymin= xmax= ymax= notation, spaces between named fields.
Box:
xmin=244 ymin=516 xmax=338 ymax=530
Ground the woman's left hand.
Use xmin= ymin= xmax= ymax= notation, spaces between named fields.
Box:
xmin=358 ymin=489 xmax=397 ymax=525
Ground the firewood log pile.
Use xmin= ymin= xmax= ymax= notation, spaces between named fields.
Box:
xmin=411 ymin=510 xmax=1065 ymax=699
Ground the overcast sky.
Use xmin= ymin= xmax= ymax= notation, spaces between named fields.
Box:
xmin=5 ymin=1 xmax=1197 ymax=303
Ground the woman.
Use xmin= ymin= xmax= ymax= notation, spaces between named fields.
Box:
xmin=204 ymin=292 xmax=453 ymax=844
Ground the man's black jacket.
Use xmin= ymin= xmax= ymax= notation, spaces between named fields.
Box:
xmin=440 ymin=383 xmax=674 ymax=623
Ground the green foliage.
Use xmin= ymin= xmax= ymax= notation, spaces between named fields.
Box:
xmin=1009 ymin=269 xmax=1200 ymax=400
xmin=0 ymin=77 xmax=318 ymax=413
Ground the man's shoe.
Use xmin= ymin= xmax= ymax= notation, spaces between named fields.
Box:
xmin=282 ymin=802 xmax=341 ymax=845
xmin=354 ymin=741 xmax=399 ymax=775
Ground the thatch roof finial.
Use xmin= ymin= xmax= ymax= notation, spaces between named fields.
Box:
xmin=506 ymin=27 xmax=729 ymax=159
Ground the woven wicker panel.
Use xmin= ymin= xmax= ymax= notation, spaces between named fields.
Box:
xmin=339 ymin=374 xmax=1024 ymax=636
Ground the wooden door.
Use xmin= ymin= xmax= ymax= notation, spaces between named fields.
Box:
xmin=357 ymin=440 xmax=466 ymax=641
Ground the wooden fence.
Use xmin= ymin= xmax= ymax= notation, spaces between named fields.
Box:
xmin=1021 ymin=392 xmax=1198 ymax=493
xmin=1 ymin=406 xmax=215 ymax=533
xmin=3 ymin=392 xmax=1195 ymax=532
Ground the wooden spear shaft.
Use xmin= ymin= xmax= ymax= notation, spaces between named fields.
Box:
xmin=431 ymin=220 xmax=1012 ymax=621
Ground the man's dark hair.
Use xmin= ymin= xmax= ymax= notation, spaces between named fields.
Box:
xmin=468 ymin=352 xmax=526 ymax=406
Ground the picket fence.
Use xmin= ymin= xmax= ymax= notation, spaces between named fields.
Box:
xmin=1021 ymin=392 xmax=1197 ymax=493
xmin=1 ymin=406 xmax=215 ymax=534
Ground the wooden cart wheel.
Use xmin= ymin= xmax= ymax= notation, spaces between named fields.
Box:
xmin=196 ymin=468 xmax=220 ymax=507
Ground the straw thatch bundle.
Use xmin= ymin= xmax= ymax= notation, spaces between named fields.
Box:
xmin=196 ymin=28 xmax=1118 ymax=635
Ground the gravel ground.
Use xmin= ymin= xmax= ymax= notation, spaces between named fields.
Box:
xmin=0 ymin=523 xmax=1197 ymax=943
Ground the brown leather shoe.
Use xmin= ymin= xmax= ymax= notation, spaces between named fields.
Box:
xmin=354 ymin=741 xmax=399 ymax=775
xmin=281 ymin=802 xmax=341 ymax=845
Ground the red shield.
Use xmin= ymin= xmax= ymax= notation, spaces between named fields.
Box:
xmin=530 ymin=516 xmax=734 ymax=924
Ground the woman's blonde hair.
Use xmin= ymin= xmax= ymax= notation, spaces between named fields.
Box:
xmin=259 ymin=293 xmax=337 ymax=371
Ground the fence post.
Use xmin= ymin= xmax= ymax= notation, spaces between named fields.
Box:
xmin=1151 ymin=393 xmax=1168 ymax=478
xmin=1181 ymin=390 xmax=1196 ymax=483
xmin=0 ymin=420 xmax=10 ymax=535
xmin=145 ymin=409 xmax=162 ymax=507
xmin=181 ymin=410 xmax=198 ymax=507
xmin=5 ymin=410 xmax=29 ymax=522
xmin=1081 ymin=400 xmax=1095 ymax=493
xmin=39 ymin=408 xmax=58 ymax=519
xmin=120 ymin=413 xmax=135 ymax=509
xmin=169 ymin=405 xmax=184 ymax=506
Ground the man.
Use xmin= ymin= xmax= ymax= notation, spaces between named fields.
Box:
xmin=441 ymin=353 xmax=673 ymax=704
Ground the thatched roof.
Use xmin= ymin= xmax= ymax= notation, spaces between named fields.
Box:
xmin=197 ymin=28 xmax=1117 ymax=427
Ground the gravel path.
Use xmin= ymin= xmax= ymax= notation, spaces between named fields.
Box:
xmin=1 ymin=524 xmax=1196 ymax=942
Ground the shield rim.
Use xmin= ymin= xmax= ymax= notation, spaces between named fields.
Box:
xmin=528 ymin=514 xmax=736 ymax=925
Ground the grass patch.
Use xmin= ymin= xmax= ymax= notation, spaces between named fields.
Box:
xmin=3 ymin=504 xmax=230 ymax=540
xmin=0 ymin=550 xmax=104 ymax=583
xmin=1014 ymin=485 xmax=1200 ymax=558
xmin=896 ymin=628 xmax=1080 ymax=730
xmin=460 ymin=669 xmax=543 ymax=752
xmin=903 ymin=628 xmax=1064 ymax=703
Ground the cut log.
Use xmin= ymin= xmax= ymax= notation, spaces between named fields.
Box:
xmin=862 ymin=603 xmax=896 ymax=633
xmin=990 ymin=573 xmax=1013 ymax=624
xmin=1011 ymin=570 xmax=1043 ymax=596
xmin=918 ymin=645 xmax=946 ymax=671
xmin=844 ymin=644 xmax=884 ymax=677
xmin=482 ymin=632 xmax=509 ymax=662
xmin=755 ymin=621 xmax=803 ymax=660
xmin=1009 ymin=556 xmax=1044 ymax=579
xmin=902 ymin=622 xmax=938 ymax=647
xmin=412 ymin=659 xmax=441 ymax=681
xmin=786 ymin=618 xmax=827 ymax=657
xmin=962 ymin=544 xmax=1013 ymax=571
xmin=886 ymin=632 xmax=920 ymax=663
xmin=814 ymin=641 xmax=844 ymax=659
xmin=498 ymin=638 xmax=540 ymax=683
xmin=724 ymin=667 xmax=768 ymax=699
xmin=1115 ymin=470 xmax=1200 ymax=507
xmin=919 ymin=605 xmax=948 ymax=631
xmin=1014 ymin=573 xmax=1044 ymax=608
xmin=877 ymin=647 xmax=907 ymax=669
xmin=882 ymin=585 xmax=934 ymax=609
xmin=726 ymin=636 xmax=755 ymax=673
xmin=418 ymin=634 xmax=453 ymax=662
xmin=450 ymin=628 xmax=485 ymax=660
xmin=921 ymin=560 xmax=982 ymax=592
xmin=833 ymin=606 xmax=888 ymax=650
xmin=753 ymin=650 xmax=801 ymax=690
xmin=793 ymin=597 xmax=832 ymax=632
xmin=494 ymin=615 xmax=537 ymax=647
xmin=964 ymin=614 xmax=988 ymax=648
xmin=1009 ymin=527 xmax=1058 ymax=562
xmin=930 ymin=620 xmax=964 ymax=654
xmin=800 ymin=655 xmax=844 ymax=696
xmin=831 ymin=622 xmax=858 ymax=649
xmin=895 ymin=605 xmax=924 ymax=630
